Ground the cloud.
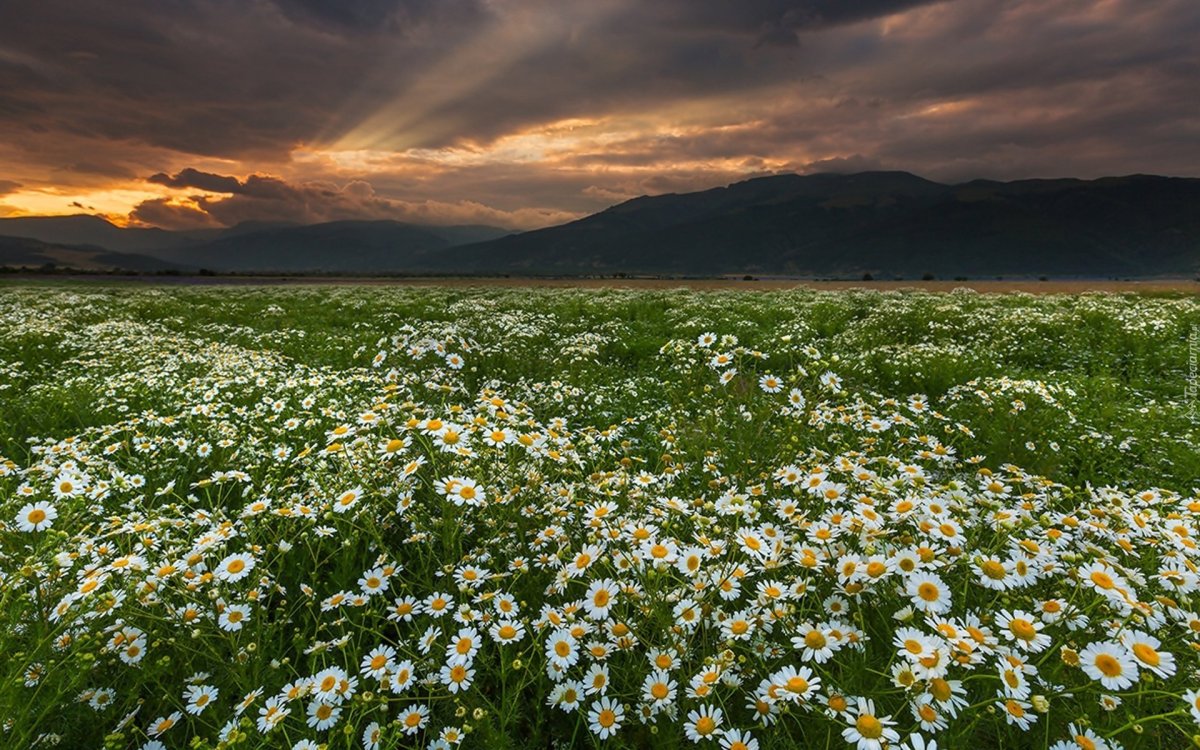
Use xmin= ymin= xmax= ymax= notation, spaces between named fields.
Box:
xmin=133 ymin=169 xmax=579 ymax=229
xmin=0 ymin=180 xmax=20 ymax=196
xmin=128 ymin=198 xmax=222 ymax=230
xmin=147 ymin=168 xmax=242 ymax=193
xmin=0 ymin=0 xmax=1197 ymax=225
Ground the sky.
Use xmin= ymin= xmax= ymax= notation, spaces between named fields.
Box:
xmin=0 ymin=0 xmax=1197 ymax=230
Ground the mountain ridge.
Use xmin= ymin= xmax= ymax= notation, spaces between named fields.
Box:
xmin=3 ymin=172 xmax=1198 ymax=276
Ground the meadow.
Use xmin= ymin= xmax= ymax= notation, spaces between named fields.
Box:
xmin=1 ymin=282 xmax=1199 ymax=750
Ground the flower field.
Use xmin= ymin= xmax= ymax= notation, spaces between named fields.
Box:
xmin=2 ymin=283 xmax=1200 ymax=750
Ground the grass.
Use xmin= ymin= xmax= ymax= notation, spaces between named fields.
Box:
xmin=1 ymin=282 xmax=1199 ymax=750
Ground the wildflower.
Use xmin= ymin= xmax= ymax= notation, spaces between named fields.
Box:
xmin=332 ymin=487 xmax=362 ymax=513
xmin=1079 ymin=641 xmax=1139 ymax=690
xmin=15 ymin=501 xmax=57 ymax=532
xmin=398 ymin=704 xmax=430 ymax=735
xmin=685 ymin=705 xmax=724 ymax=742
xmin=218 ymin=604 xmax=251 ymax=631
xmin=184 ymin=684 xmax=218 ymax=715
xmin=587 ymin=696 xmax=625 ymax=739
xmin=215 ymin=552 xmax=256 ymax=583
xmin=1118 ymin=630 xmax=1176 ymax=678
xmin=842 ymin=698 xmax=899 ymax=750
xmin=995 ymin=610 xmax=1052 ymax=653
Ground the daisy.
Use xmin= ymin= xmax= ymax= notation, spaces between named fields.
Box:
xmin=331 ymin=487 xmax=362 ymax=513
xmin=184 ymin=684 xmax=218 ymax=715
xmin=389 ymin=660 xmax=416 ymax=694
xmin=360 ymin=645 xmax=396 ymax=680
xmin=546 ymin=628 xmax=579 ymax=669
xmin=720 ymin=729 xmax=759 ymax=750
xmin=362 ymin=721 xmax=382 ymax=750
xmin=642 ymin=670 xmax=677 ymax=711
xmin=722 ymin=610 xmax=756 ymax=641
xmin=998 ymin=698 xmax=1036 ymax=730
xmin=424 ymin=592 xmax=454 ymax=618
xmin=257 ymin=696 xmax=289 ymax=732
xmin=440 ymin=662 xmax=474 ymax=693
xmin=759 ymin=374 xmax=783 ymax=393
xmin=583 ymin=663 xmax=610 ymax=696
xmin=215 ymin=552 xmax=256 ymax=583
xmin=995 ymin=610 xmax=1052 ymax=653
xmin=1058 ymin=723 xmax=1107 ymax=750
xmin=489 ymin=619 xmax=526 ymax=644
xmin=548 ymin=681 xmax=584 ymax=713
xmin=685 ymin=705 xmax=724 ymax=742
xmin=147 ymin=712 xmax=182 ymax=737
xmin=307 ymin=699 xmax=342 ymax=730
xmin=218 ymin=604 xmax=251 ymax=632
xmin=771 ymin=665 xmax=820 ymax=703
xmin=358 ymin=568 xmax=390 ymax=596
xmin=15 ymin=501 xmax=57 ymax=532
xmin=1079 ymin=641 xmax=1138 ymax=689
xmin=587 ymin=696 xmax=624 ymax=740
xmin=446 ymin=627 xmax=481 ymax=665
xmin=584 ymin=578 xmax=618 ymax=620
xmin=793 ymin=622 xmax=836 ymax=663
xmin=1118 ymin=630 xmax=1176 ymax=678
xmin=397 ymin=704 xmax=430 ymax=735
xmin=311 ymin=666 xmax=348 ymax=702
xmin=842 ymin=698 xmax=899 ymax=750
xmin=906 ymin=572 xmax=952 ymax=614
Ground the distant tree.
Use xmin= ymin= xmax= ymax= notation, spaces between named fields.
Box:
xmin=862 ymin=272 xmax=874 ymax=281
xmin=921 ymin=272 xmax=935 ymax=281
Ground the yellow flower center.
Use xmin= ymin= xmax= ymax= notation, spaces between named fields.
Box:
xmin=1009 ymin=618 xmax=1037 ymax=641
xmin=1094 ymin=653 xmax=1123 ymax=677
xmin=856 ymin=714 xmax=883 ymax=739
xmin=1131 ymin=643 xmax=1160 ymax=667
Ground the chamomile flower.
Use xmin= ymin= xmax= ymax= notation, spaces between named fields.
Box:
xmin=15 ymin=498 xmax=59 ymax=535
xmin=215 ymin=552 xmax=256 ymax=583
xmin=685 ymin=705 xmax=724 ymax=742
xmin=842 ymin=698 xmax=899 ymax=750
xmin=1079 ymin=641 xmax=1138 ymax=690
xmin=587 ymin=696 xmax=625 ymax=739
xmin=184 ymin=684 xmax=218 ymax=715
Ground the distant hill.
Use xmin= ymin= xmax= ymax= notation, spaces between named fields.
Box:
xmin=0 ymin=216 xmax=513 ymax=273
xmin=428 ymin=172 xmax=1200 ymax=277
xmin=0 ymin=235 xmax=185 ymax=272
xmin=144 ymin=221 xmax=512 ymax=272
xmin=4 ymin=173 xmax=1198 ymax=276
xmin=0 ymin=215 xmax=214 ymax=253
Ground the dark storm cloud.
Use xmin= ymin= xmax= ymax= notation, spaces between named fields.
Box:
xmin=148 ymin=168 xmax=243 ymax=194
xmin=131 ymin=169 xmax=579 ymax=229
xmin=0 ymin=0 xmax=1197 ymax=227
xmin=269 ymin=0 xmax=487 ymax=32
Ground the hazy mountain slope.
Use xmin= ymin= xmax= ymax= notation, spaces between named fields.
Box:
xmin=433 ymin=172 xmax=1200 ymax=277
xmin=0 ymin=235 xmax=185 ymax=271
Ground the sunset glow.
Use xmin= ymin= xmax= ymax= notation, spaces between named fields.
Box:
xmin=1 ymin=0 xmax=1197 ymax=229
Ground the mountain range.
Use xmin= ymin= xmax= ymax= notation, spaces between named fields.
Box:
xmin=2 ymin=171 xmax=1199 ymax=277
